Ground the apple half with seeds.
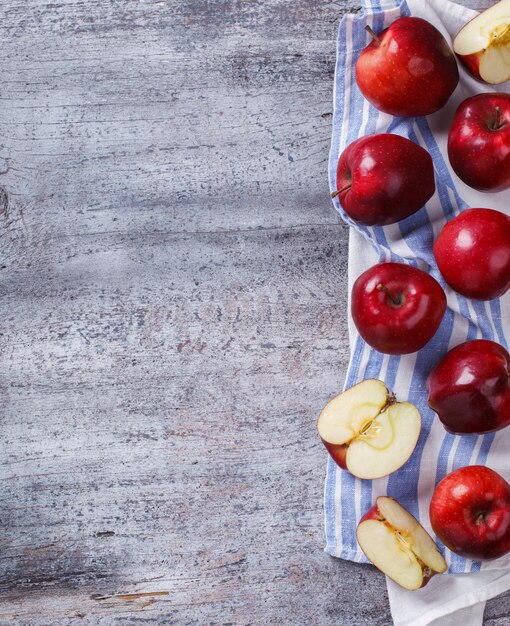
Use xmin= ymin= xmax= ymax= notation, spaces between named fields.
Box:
xmin=317 ymin=379 xmax=421 ymax=479
xmin=357 ymin=496 xmax=447 ymax=590
xmin=454 ymin=0 xmax=510 ymax=84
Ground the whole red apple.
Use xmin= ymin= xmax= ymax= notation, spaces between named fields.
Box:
xmin=427 ymin=339 xmax=510 ymax=435
xmin=434 ymin=208 xmax=510 ymax=300
xmin=430 ymin=466 xmax=510 ymax=560
xmin=448 ymin=93 xmax=510 ymax=192
xmin=332 ymin=134 xmax=435 ymax=226
xmin=351 ymin=262 xmax=446 ymax=355
xmin=355 ymin=16 xmax=459 ymax=117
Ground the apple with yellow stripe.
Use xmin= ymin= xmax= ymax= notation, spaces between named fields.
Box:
xmin=357 ymin=496 xmax=447 ymax=590
xmin=317 ymin=379 xmax=421 ymax=480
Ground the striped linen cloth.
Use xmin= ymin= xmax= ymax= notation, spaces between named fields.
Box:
xmin=325 ymin=0 xmax=510 ymax=623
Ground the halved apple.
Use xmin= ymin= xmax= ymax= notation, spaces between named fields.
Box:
xmin=317 ymin=379 xmax=421 ymax=480
xmin=357 ymin=496 xmax=447 ymax=590
xmin=454 ymin=0 xmax=510 ymax=84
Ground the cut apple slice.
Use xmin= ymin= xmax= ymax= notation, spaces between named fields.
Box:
xmin=317 ymin=379 xmax=421 ymax=480
xmin=357 ymin=496 xmax=447 ymax=590
xmin=454 ymin=0 xmax=510 ymax=84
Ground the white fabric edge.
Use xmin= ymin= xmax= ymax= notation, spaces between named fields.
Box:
xmin=388 ymin=570 xmax=510 ymax=626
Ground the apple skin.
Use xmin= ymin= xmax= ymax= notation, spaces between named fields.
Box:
xmin=359 ymin=502 xmax=383 ymax=524
xmin=434 ymin=208 xmax=510 ymax=300
xmin=427 ymin=340 xmax=510 ymax=435
xmin=322 ymin=440 xmax=348 ymax=470
xmin=334 ymin=134 xmax=435 ymax=226
xmin=448 ymin=93 xmax=510 ymax=192
xmin=351 ymin=262 xmax=447 ymax=355
xmin=430 ymin=466 xmax=510 ymax=560
xmin=456 ymin=51 xmax=483 ymax=82
xmin=355 ymin=16 xmax=459 ymax=117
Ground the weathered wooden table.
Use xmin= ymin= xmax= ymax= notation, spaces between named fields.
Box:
xmin=1 ymin=0 xmax=509 ymax=623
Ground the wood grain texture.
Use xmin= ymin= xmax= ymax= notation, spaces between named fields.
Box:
xmin=1 ymin=0 xmax=509 ymax=624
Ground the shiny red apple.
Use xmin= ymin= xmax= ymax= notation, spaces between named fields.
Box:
xmin=351 ymin=262 xmax=446 ymax=355
xmin=430 ymin=466 xmax=510 ymax=560
xmin=434 ymin=208 xmax=510 ymax=300
xmin=427 ymin=339 xmax=510 ymax=435
xmin=331 ymin=134 xmax=435 ymax=226
xmin=355 ymin=16 xmax=459 ymax=117
xmin=448 ymin=93 xmax=510 ymax=192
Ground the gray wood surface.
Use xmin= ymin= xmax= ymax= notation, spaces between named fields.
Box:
xmin=1 ymin=0 xmax=509 ymax=624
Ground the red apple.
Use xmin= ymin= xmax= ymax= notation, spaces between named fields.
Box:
xmin=434 ymin=208 xmax=510 ymax=300
xmin=454 ymin=0 xmax=510 ymax=84
xmin=427 ymin=340 xmax=510 ymax=435
xmin=351 ymin=262 xmax=446 ymax=355
xmin=357 ymin=496 xmax=447 ymax=590
xmin=430 ymin=466 xmax=510 ymax=560
xmin=355 ymin=16 xmax=459 ymax=117
xmin=331 ymin=134 xmax=435 ymax=226
xmin=318 ymin=379 xmax=421 ymax=479
xmin=448 ymin=93 xmax=510 ymax=192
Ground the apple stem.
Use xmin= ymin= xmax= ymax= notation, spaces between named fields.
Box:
xmin=365 ymin=25 xmax=382 ymax=45
xmin=377 ymin=283 xmax=402 ymax=306
xmin=475 ymin=512 xmax=486 ymax=526
xmin=492 ymin=106 xmax=504 ymax=130
xmin=330 ymin=184 xmax=351 ymax=199
xmin=386 ymin=392 xmax=397 ymax=407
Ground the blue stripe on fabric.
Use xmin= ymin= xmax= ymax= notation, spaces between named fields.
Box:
xmin=324 ymin=16 xmax=345 ymax=557
xmin=490 ymin=299 xmax=508 ymax=348
xmin=339 ymin=8 xmax=382 ymax=561
xmin=339 ymin=336 xmax=367 ymax=557
xmin=324 ymin=8 xmax=356 ymax=554
xmin=328 ymin=15 xmax=376 ymax=253
xmin=415 ymin=117 xmax=468 ymax=216
xmin=383 ymin=356 xmax=400 ymax=391
xmin=324 ymin=4 xmax=351 ymax=559
xmin=386 ymin=303 xmax=456 ymax=518
xmin=324 ymin=455 xmax=338 ymax=553
xmin=472 ymin=300 xmax=494 ymax=342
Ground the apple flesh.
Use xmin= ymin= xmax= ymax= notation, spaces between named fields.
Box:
xmin=355 ymin=16 xmax=459 ymax=117
xmin=427 ymin=339 xmax=510 ymax=435
xmin=332 ymin=134 xmax=435 ymax=226
xmin=448 ymin=93 xmax=510 ymax=192
xmin=357 ymin=496 xmax=447 ymax=590
xmin=434 ymin=208 xmax=510 ymax=300
xmin=351 ymin=262 xmax=447 ymax=355
xmin=454 ymin=0 xmax=510 ymax=84
xmin=318 ymin=379 xmax=421 ymax=480
xmin=430 ymin=466 xmax=510 ymax=560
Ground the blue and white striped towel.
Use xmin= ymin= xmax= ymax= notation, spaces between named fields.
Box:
xmin=326 ymin=0 xmax=510 ymax=623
